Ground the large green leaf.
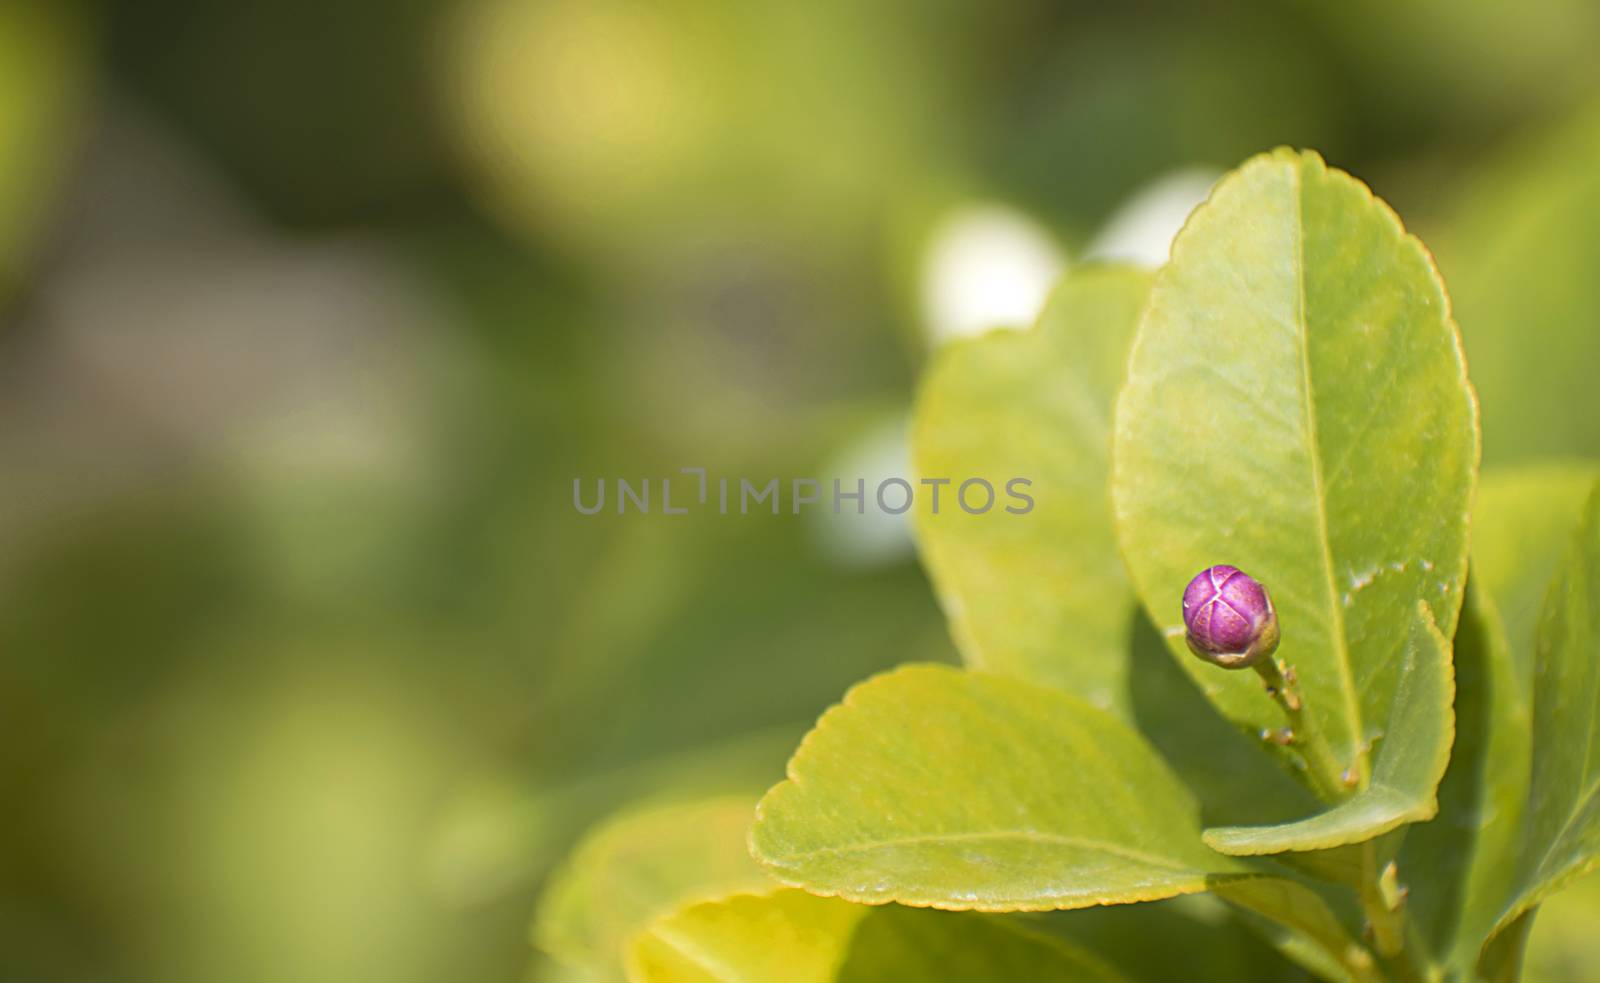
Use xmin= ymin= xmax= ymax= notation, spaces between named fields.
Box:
xmin=911 ymin=263 xmax=1311 ymax=827
xmin=533 ymin=797 xmax=772 ymax=976
xmin=911 ymin=265 xmax=1151 ymax=710
xmin=627 ymin=890 xmax=867 ymax=983
xmin=1493 ymin=482 xmax=1600 ymax=933
xmin=1203 ymin=601 xmax=1453 ymax=855
xmin=750 ymin=664 xmax=1251 ymax=909
xmin=1112 ymin=148 xmax=1478 ymax=809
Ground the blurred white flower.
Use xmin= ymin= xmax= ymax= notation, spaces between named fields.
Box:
xmin=810 ymin=413 xmax=916 ymax=569
xmin=1085 ymin=167 xmax=1220 ymax=267
xmin=921 ymin=202 xmax=1065 ymax=347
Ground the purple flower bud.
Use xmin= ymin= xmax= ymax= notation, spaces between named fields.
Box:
xmin=1182 ymin=565 xmax=1280 ymax=669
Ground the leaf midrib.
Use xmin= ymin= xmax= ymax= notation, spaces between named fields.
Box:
xmin=769 ymin=828 xmax=1197 ymax=873
xmin=1290 ymin=160 xmax=1365 ymax=775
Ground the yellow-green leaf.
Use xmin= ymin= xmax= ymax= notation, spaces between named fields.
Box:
xmin=629 ymin=890 xmax=1135 ymax=983
xmin=911 ymin=263 xmax=1311 ymax=827
xmin=1204 ymin=601 xmax=1454 ymax=855
xmin=534 ymin=797 xmax=772 ymax=976
xmin=1112 ymin=148 xmax=1478 ymax=812
xmin=749 ymin=664 xmax=1251 ymax=910
xmin=627 ymin=890 xmax=866 ymax=983
xmin=911 ymin=265 xmax=1151 ymax=709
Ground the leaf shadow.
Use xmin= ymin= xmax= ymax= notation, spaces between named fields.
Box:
xmin=1125 ymin=607 xmax=1317 ymax=827
xmin=1397 ymin=579 xmax=1501 ymax=957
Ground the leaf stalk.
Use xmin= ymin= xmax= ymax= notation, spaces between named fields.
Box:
xmin=1251 ymin=656 xmax=1352 ymax=802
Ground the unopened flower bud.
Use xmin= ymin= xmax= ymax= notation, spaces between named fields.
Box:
xmin=1182 ymin=565 xmax=1280 ymax=669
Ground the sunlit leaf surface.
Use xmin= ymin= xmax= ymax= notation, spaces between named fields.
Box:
xmin=1112 ymin=149 xmax=1478 ymax=822
xmin=1204 ymin=602 xmax=1453 ymax=854
xmin=912 ymin=265 xmax=1151 ymax=710
xmin=750 ymin=664 xmax=1251 ymax=910
xmin=628 ymin=890 xmax=866 ymax=983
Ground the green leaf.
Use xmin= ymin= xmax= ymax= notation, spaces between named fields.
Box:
xmin=1437 ymin=107 xmax=1600 ymax=464
xmin=627 ymin=890 xmax=867 ymax=983
xmin=1480 ymin=908 xmax=1536 ymax=983
xmin=1493 ymin=482 xmax=1600 ymax=933
xmin=1124 ymin=613 xmax=1320 ymax=828
xmin=1202 ymin=601 xmax=1453 ymax=855
xmin=629 ymin=890 xmax=1136 ymax=983
xmin=912 ymin=263 xmax=1313 ymax=827
xmin=750 ymin=664 xmax=1251 ymax=910
xmin=1212 ymin=877 xmax=1379 ymax=982
xmin=1112 ymin=148 xmax=1478 ymax=808
xmin=837 ymin=906 xmax=1129 ymax=982
xmin=1399 ymin=583 xmax=1527 ymax=970
xmin=911 ymin=265 xmax=1152 ymax=710
xmin=533 ymin=796 xmax=772 ymax=976
xmin=1400 ymin=467 xmax=1593 ymax=969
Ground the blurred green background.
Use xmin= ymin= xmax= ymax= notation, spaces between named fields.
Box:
xmin=3 ymin=1 xmax=1600 ymax=980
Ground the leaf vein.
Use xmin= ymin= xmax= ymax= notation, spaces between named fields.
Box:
xmin=771 ymin=829 xmax=1196 ymax=873
xmin=1291 ymin=160 xmax=1364 ymax=772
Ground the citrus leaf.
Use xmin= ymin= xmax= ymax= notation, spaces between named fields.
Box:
xmin=1124 ymin=612 xmax=1319 ymax=828
xmin=1399 ymin=583 xmax=1525 ymax=970
xmin=1493 ymin=482 xmax=1600 ymax=933
xmin=911 ymin=265 xmax=1151 ymax=710
xmin=533 ymin=797 xmax=771 ymax=976
xmin=749 ymin=664 xmax=1251 ymax=910
xmin=627 ymin=890 xmax=866 ymax=983
xmin=1203 ymin=601 xmax=1453 ymax=855
xmin=1479 ymin=908 xmax=1536 ymax=983
xmin=629 ymin=889 xmax=1136 ymax=983
xmin=1213 ymin=877 xmax=1379 ymax=982
xmin=911 ymin=263 xmax=1311 ymax=826
xmin=1112 ymin=148 xmax=1478 ymax=809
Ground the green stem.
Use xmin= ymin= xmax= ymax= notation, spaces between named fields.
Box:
xmin=1251 ymin=656 xmax=1352 ymax=802
xmin=1360 ymin=842 xmax=1432 ymax=983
